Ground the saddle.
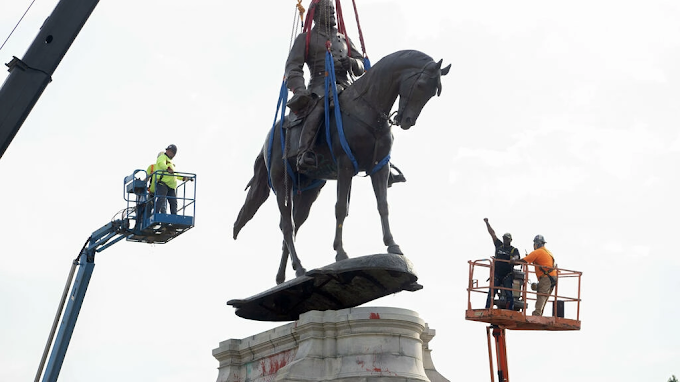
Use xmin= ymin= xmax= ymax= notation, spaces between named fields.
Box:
xmin=280 ymin=95 xmax=406 ymax=186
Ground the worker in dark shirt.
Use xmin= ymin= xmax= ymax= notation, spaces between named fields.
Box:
xmin=483 ymin=218 xmax=519 ymax=310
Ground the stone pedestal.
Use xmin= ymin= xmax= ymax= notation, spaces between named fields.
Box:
xmin=212 ymin=307 xmax=449 ymax=382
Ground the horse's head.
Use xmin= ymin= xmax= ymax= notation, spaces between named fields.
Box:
xmin=395 ymin=59 xmax=451 ymax=130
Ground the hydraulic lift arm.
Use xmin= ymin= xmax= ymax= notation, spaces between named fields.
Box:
xmin=487 ymin=325 xmax=509 ymax=382
xmin=0 ymin=0 xmax=100 ymax=159
xmin=35 ymin=220 xmax=126 ymax=382
xmin=33 ymin=169 xmax=196 ymax=382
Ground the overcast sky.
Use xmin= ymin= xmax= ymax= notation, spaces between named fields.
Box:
xmin=1 ymin=0 xmax=679 ymax=381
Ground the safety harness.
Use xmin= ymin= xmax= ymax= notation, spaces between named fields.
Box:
xmin=539 ymin=252 xmax=557 ymax=287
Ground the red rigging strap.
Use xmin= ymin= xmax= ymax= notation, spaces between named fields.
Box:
xmin=303 ymin=0 xmax=366 ymax=60
xmin=334 ymin=0 xmax=350 ymax=56
xmin=335 ymin=0 xmax=346 ymax=32
xmin=303 ymin=0 xmax=318 ymax=31
xmin=303 ymin=0 xmax=320 ymax=59
xmin=351 ymin=0 xmax=368 ymax=57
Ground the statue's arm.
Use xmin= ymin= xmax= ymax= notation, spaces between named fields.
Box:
xmin=285 ymin=34 xmax=307 ymax=93
xmin=348 ymin=38 xmax=365 ymax=76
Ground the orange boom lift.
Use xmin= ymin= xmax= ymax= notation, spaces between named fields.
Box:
xmin=466 ymin=258 xmax=582 ymax=381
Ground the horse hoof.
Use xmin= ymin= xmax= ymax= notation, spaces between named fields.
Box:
xmin=276 ymin=274 xmax=285 ymax=285
xmin=295 ymin=267 xmax=307 ymax=278
xmin=335 ymin=251 xmax=349 ymax=262
xmin=387 ymin=245 xmax=403 ymax=255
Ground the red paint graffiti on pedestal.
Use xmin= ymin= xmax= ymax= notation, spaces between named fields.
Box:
xmin=254 ymin=348 xmax=296 ymax=381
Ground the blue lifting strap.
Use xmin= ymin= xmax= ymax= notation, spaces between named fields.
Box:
xmin=267 ymin=79 xmax=325 ymax=194
xmin=324 ymin=51 xmax=390 ymax=177
xmin=266 ymin=80 xmax=288 ymax=192
xmin=363 ymin=57 xmax=371 ymax=71
xmin=370 ymin=153 xmax=391 ymax=175
xmin=324 ymin=50 xmax=359 ymax=175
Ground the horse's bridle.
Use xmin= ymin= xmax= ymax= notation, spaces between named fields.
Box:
xmin=395 ymin=64 xmax=439 ymax=125
xmin=350 ymin=62 xmax=434 ymax=131
xmin=355 ymin=65 xmax=431 ymax=127
xmin=396 ymin=70 xmax=425 ymax=121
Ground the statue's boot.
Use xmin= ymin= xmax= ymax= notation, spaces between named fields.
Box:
xmin=296 ymin=105 xmax=324 ymax=172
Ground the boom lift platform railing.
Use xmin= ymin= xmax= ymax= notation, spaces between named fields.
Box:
xmin=34 ymin=169 xmax=196 ymax=382
xmin=123 ymin=169 xmax=196 ymax=243
xmin=465 ymin=258 xmax=582 ymax=382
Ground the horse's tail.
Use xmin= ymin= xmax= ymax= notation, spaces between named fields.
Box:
xmin=233 ymin=151 xmax=270 ymax=239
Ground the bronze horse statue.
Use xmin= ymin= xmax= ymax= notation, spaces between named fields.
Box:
xmin=234 ymin=50 xmax=450 ymax=284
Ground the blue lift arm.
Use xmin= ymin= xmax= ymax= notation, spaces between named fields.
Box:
xmin=34 ymin=169 xmax=196 ymax=382
xmin=35 ymin=220 xmax=126 ymax=382
xmin=0 ymin=0 xmax=100 ymax=159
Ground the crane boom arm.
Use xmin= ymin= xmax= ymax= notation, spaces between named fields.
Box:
xmin=0 ymin=0 xmax=100 ymax=159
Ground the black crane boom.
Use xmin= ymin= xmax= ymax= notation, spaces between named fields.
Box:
xmin=0 ymin=0 xmax=100 ymax=158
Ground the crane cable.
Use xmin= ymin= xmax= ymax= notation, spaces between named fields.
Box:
xmin=290 ymin=0 xmax=305 ymax=50
xmin=0 ymin=0 xmax=38 ymax=52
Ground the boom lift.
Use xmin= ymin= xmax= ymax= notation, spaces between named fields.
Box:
xmin=34 ymin=170 xmax=196 ymax=382
xmin=0 ymin=2 xmax=198 ymax=381
xmin=466 ymin=258 xmax=582 ymax=381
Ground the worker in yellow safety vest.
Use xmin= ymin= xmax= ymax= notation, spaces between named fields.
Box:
xmin=152 ymin=144 xmax=192 ymax=215
xmin=146 ymin=151 xmax=164 ymax=195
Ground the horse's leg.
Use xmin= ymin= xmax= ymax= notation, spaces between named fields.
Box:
xmin=294 ymin=182 xmax=326 ymax=233
xmin=275 ymin=189 xmax=307 ymax=278
xmin=276 ymin=241 xmax=289 ymax=285
xmin=370 ymin=165 xmax=403 ymax=254
xmin=333 ymin=167 xmax=354 ymax=261
xmin=275 ymin=182 xmax=325 ymax=284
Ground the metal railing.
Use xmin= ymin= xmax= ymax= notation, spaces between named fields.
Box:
xmin=123 ymin=169 xmax=196 ymax=235
xmin=467 ymin=258 xmax=582 ymax=321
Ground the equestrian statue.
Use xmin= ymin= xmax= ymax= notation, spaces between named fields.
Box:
xmin=234 ymin=0 xmax=450 ymax=284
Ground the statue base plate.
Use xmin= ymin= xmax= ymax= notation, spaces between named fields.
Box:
xmin=227 ymin=253 xmax=422 ymax=321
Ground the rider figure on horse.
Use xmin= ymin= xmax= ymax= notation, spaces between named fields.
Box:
xmin=284 ymin=0 xmax=406 ymax=185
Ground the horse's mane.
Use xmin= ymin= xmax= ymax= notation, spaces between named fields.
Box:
xmin=371 ymin=50 xmax=434 ymax=70
xmin=350 ymin=50 xmax=434 ymax=92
